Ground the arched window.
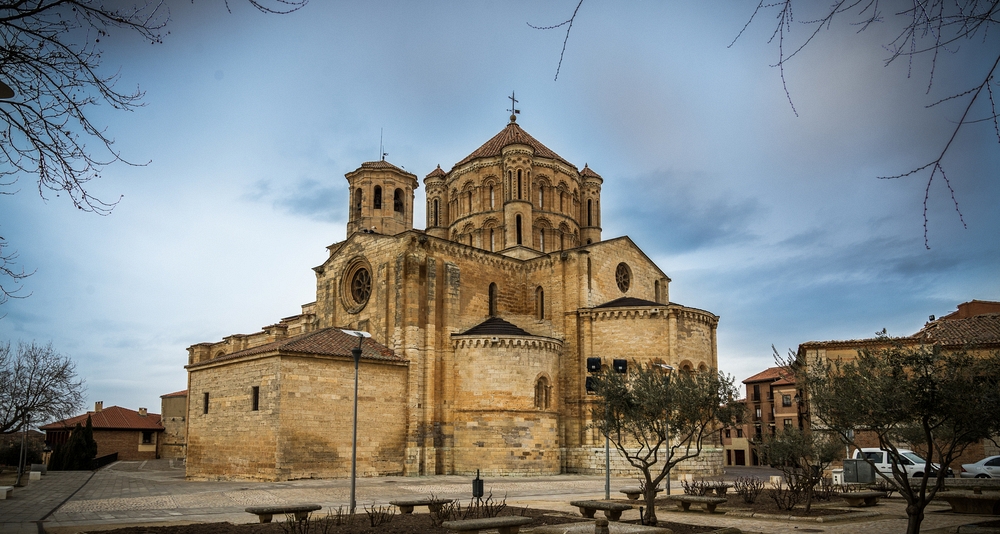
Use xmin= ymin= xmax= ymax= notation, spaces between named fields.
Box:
xmin=393 ymin=188 xmax=404 ymax=213
xmin=488 ymin=283 xmax=498 ymax=316
xmin=517 ymin=169 xmax=522 ymax=199
xmin=587 ymin=199 xmax=593 ymax=226
xmin=489 ymin=228 xmax=495 ymax=251
xmin=587 ymin=258 xmax=592 ymax=290
xmin=535 ymin=376 xmax=550 ymax=409
xmin=539 ymin=186 xmax=544 ymax=208
xmin=535 ymin=286 xmax=544 ymax=319
xmin=698 ymin=363 xmax=709 ymax=372
xmin=654 ymin=280 xmax=661 ymax=303
xmin=354 ymin=188 xmax=363 ymax=217
xmin=373 ymin=185 xmax=382 ymax=210
xmin=468 ymin=190 xmax=473 ymax=212
xmin=507 ymin=171 xmax=512 ymax=200
xmin=490 ymin=186 xmax=495 ymax=208
xmin=432 ymin=199 xmax=439 ymax=226
xmin=539 ymin=229 xmax=545 ymax=252
xmin=559 ymin=233 xmax=565 ymax=250
xmin=515 ymin=215 xmax=522 ymax=245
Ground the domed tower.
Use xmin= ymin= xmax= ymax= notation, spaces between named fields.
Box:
xmin=579 ymin=164 xmax=603 ymax=245
xmin=345 ymin=160 xmax=418 ymax=237
xmin=424 ymin=165 xmax=448 ymax=240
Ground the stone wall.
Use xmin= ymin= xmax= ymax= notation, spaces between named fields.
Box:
xmin=159 ymin=394 xmax=187 ymax=459
xmin=93 ymin=429 xmax=157 ymax=461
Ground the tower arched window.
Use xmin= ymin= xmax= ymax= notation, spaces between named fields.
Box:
xmin=432 ymin=199 xmax=439 ymax=226
xmin=539 ymin=229 xmax=545 ymax=252
xmin=468 ymin=190 xmax=473 ymax=213
xmin=488 ymin=283 xmax=498 ymax=316
xmin=489 ymin=228 xmax=495 ymax=251
xmin=394 ymin=189 xmax=404 ymax=213
xmin=587 ymin=199 xmax=593 ymax=226
xmin=507 ymin=171 xmax=512 ymax=200
xmin=539 ymin=186 xmax=544 ymax=208
xmin=354 ymin=188 xmax=363 ymax=217
xmin=515 ymin=215 xmax=522 ymax=245
xmin=535 ymin=376 xmax=550 ymax=409
xmin=535 ymin=286 xmax=544 ymax=319
xmin=517 ymin=169 xmax=522 ymax=199
xmin=373 ymin=185 xmax=382 ymax=210
xmin=490 ymin=186 xmax=495 ymax=209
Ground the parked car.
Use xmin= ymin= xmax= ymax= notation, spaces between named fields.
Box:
xmin=852 ymin=448 xmax=953 ymax=478
xmin=961 ymin=455 xmax=1000 ymax=478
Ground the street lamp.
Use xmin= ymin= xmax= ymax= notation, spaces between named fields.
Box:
xmin=341 ymin=329 xmax=371 ymax=514
xmin=13 ymin=407 xmax=30 ymax=487
xmin=654 ymin=363 xmax=674 ymax=495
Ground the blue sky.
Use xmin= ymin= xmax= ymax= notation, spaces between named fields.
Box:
xmin=2 ymin=1 xmax=998 ymax=416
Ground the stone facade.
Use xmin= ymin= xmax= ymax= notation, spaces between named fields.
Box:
xmin=184 ymin=116 xmax=721 ymax=481
xmin=159 ymin=390 xmax=187 ymax=459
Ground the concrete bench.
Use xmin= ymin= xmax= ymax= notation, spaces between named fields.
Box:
xmin=389 ymin=497 xmax=454 ymax=514
xmin=0 ymin=486 xmax=13 ymax=500
xmin=619 ymin=486 xmax=663 ymax=500
xmin=838 ymin=490 xmax=888 ymax=507
xmin=665 ymin=494 xmax=727 ymax=513
xmin=569 ymin=500 xmax=633 ymax=521
xmin=937 ymin=492 xmax=1000 ymax=515
xmin=245 ymin=504 xmax=321 ymax=523
xmin=441 ymin=516 xmax=533 ymax=534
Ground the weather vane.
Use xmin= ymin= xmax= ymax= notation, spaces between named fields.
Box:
xmin=507 ymin=91 xmax=520 ymax=121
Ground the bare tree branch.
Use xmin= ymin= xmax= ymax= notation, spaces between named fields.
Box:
xmin=0 ymin=340 xmax=85 ymax=433
xmin=527 ymin=0 xmax=584 ymax=81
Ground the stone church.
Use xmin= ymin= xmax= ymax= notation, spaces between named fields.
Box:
xmin=184 ymin=114 xmax=721 ymax=481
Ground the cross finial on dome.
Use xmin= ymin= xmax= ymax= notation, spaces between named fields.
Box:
xmin=507 ymin=91 xmax=520 ymax=122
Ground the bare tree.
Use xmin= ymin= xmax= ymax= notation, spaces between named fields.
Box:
xmin=0 ymin=341 xmax=85 ymax=434
xmin=533 ymin=1 xmax=998 ymax=247
xmin=0 ymin=0 xmax=306 ymax=297
xmin=0 ymin=233 xmax=31 ymax=305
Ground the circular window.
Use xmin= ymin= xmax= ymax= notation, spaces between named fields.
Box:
xmin=615 ymin=263 xmax=631 ymax=293
xmin=341 ymin=258 xmax=373 ymax=313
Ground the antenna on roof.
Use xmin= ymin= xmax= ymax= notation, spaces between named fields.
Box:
xmin=379 ymin=128 xmax=387 ymax=161
xmin=507 ymin=91 xmax=520 ymax=122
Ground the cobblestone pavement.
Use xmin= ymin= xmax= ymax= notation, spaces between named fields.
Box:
xmin=0 ymin=461 xmax=994 ymax=534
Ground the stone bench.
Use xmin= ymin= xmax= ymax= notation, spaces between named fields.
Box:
xmin=0 ymin=486 xmax=13 ymax=500
xmin=569 ymin=500 xmax=634 ymax=521
xmin=245 ymin=504 xmax=321 ymax=523
xmin=441 ymin=516 xmax=533 ymax=534
xmin=937 ymin=492 xmax=1000 ymax=515
xmin=665 ymin=494 xmax=727 ymax=513
xmin=838 ymin=490 xmax=888 ymax=507
xmin=389 ymin=498 xmax=454 ymax=514
xmin=619 ymin=487 xmax=663 ymax=500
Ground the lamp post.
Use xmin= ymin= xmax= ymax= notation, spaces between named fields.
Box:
xmin=341 ymin=329 xmax=371 ymax=514
xmin=654 ymin=364 xmax=674 ymax=495
xmin=14 ymin=408 xmax=29 ymax=487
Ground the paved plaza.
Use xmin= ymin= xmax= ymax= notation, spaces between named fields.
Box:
xmin=0 ymin=461 xmax=994 ymax=534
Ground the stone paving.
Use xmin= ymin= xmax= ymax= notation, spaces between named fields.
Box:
xmin=0 ymin=461 xmax=995 ymax=534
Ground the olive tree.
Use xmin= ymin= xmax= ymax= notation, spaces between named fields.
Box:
xmin=795 ymin=341 xmax=1000 ymax=534
xmin=592 ymin=363 xmax=743 ymax=526
xmin=754 ymin=427 xmax=842 ymax=512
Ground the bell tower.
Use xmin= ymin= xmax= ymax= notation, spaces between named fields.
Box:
xmin=345 ymin=160 xmax=419 ymax=236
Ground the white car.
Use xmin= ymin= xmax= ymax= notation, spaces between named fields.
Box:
xmin=852 ymin=448 xmax=952 ymax=478
xmin=961 ymin=456 xmax=1000 ymax=478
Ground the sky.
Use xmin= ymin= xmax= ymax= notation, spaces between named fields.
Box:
xmin=2 ymin=1 xmax=998 ymax=419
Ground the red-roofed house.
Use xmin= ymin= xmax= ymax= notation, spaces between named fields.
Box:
xmin=40 ymin=403 xmax=164 ymax=461
xmin=721 ymin=366 xmax=805 ymax=467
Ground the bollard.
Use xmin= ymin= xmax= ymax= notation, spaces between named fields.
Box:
xmin=594 ymin=518 xmax=610 ymax=534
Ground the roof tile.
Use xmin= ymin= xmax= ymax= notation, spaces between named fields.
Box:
xmin=187 ymin=328 xmax=404 ymax=368
xmin=454 ymin=120 xmax=573 ymax=168
xmin=40 ymin=406 xmax=163 ymax=431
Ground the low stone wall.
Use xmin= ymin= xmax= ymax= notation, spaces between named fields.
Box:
xmin=563 ymin=446 xmax=724 ymax=478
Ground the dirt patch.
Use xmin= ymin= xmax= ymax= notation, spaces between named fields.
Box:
xmin=709 ymin=493 xmax=859 ymax=516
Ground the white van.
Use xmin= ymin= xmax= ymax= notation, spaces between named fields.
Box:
xmin=852 ymin=448 xmax=952 ymax=478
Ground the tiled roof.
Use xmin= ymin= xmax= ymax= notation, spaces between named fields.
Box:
xmin=40 ymin=406 xmax=163 ymax=431
xmin=425 ymin=165 xmax=446 ymax=179
xmin=161 ymin=390 xmax=187 ymax=398
xmin=456 ymin=317 xmax=533 ymax=337
xmin=358 ymin=160 xmax=417 ymax=178
xmin=742 ymin=366 xmax=795 ymax=385
xmin=580 ymin=164 xmax=602 ymax=179
xmin=187 ymin=328 xmax=404 ymax=368
xmin=594 ymin=297 xmax=661 ymax=308
xmin=912 ymin=313 xmax=1000 ymax=346
xmin=454 ymin=119 xmax=573 ymax=168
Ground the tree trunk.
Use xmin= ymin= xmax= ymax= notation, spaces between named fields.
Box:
xmin=643 ymin=487 xmax=658 ymax=526
xmin=905 ymin=503 xmax=925 ymax=534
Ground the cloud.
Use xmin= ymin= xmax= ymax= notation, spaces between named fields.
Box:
xmin=246 ymin=177 xmax=347 ymax=223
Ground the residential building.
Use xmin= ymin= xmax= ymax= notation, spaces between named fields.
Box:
xmin=40 ymin=402 xmax=164 ymax=461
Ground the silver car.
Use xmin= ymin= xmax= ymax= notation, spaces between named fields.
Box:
xmin=961 ymin=456 xmax=1000 ymax=478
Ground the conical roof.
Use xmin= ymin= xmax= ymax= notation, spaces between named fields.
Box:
xmin=454 ymin=118 xmax=574 ymax=168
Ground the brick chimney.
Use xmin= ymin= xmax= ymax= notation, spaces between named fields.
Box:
xmin=95 ymin=401 xmax=103 ymax=412
xmin=138 ymin=407 xmax=147 ymax=417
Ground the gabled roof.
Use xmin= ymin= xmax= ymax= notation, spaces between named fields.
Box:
xmin=40 ymin=406 xmax=163 ymax=432
xmin=455 ymin=317 xmax=532 ymax=337
xmin=594 ymin=296 xmax=661 ymax=308
xmin=187 ymin=327 xmax=404 ymax=368
xmin=454 ymin=119 xmax=574 ymax=168
xmin=161 ymin=390 xmax=188 ymax=398
xmin=743 ymin=366 xmax=795 ymax=385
